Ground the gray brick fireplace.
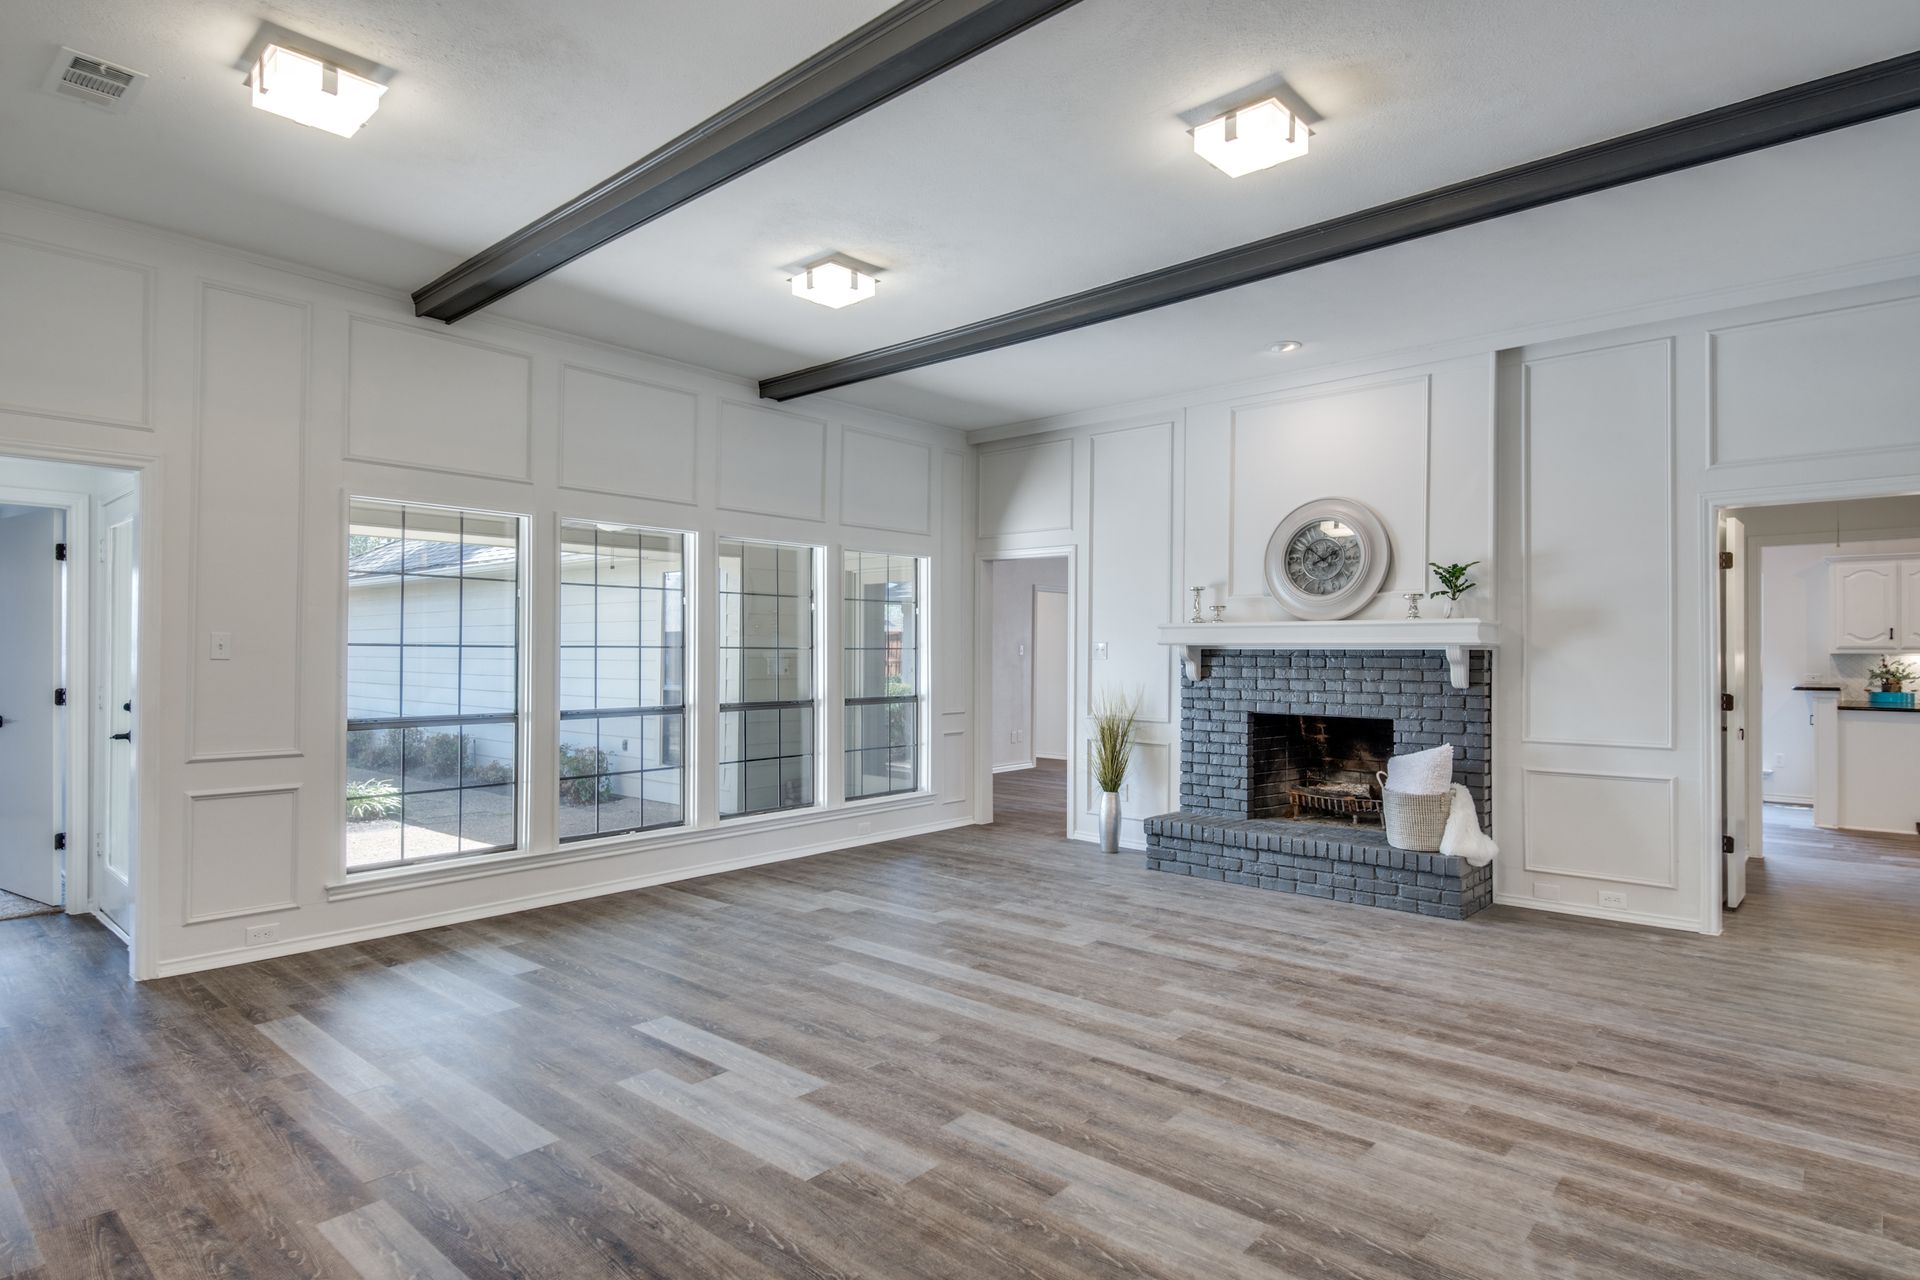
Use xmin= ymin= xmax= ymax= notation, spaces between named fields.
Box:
xmin=1144 ymin=647 xmax=1494 ymax=918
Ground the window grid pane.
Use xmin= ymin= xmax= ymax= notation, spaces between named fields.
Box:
xmin=718 ymin=538 xmax=816 ymax=818
xmin=346 ymin=502 xmax=521 ymax=870
xmin=558 ymin=521 xmax=688 ymax=841
xmin=842 ymin=550 xmax=922 ymax=801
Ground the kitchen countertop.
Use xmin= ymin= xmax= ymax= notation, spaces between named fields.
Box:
xmin=1837 ymin=699 xmax=1920 ymax=713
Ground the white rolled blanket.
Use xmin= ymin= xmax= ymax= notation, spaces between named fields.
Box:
xmin=1439 ymin=784 xmax=1498 ymax=866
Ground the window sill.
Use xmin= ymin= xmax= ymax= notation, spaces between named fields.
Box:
xmin=324 ymin=793 xmax=941 ymax=903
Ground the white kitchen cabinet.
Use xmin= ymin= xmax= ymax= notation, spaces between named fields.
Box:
xmin=1829 ymin=558 xmax=1900 ymax=651
xmin=1904 ymin=560 xmax=1920 ymax=649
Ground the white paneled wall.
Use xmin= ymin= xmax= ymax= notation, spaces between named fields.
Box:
xmin=0 ymin=191 xmax=972 ymax=979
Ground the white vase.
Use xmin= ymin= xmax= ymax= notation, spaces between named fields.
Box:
xmin=1442 ymin=598 xmax=1457 ymax=618
xmin=1099 ymin=791 xmax=1121 ymax=854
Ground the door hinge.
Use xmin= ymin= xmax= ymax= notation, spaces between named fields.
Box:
xmin=54 ymin=687 xmax=66 ymax=706
xmin=1721 ymin=693 xmax=1735 ymax=712
xmin=1722 ymin=835 xmax=1735 ymax=855
xmin=54 ymin=832 xmax=66 ymax=851
xmin=1718 ymin=550 xmax=1733 ymax=570
xmin=55 ymin=542 xmax=67 ymax=561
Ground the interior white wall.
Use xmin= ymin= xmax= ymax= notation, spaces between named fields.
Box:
xmin=988 ymin=556 xmax=1067 ymax=770
xmin=1032 ymin=589 xmax=1068 ymax=759
xmin=976 ymin=266 xmax=1920 ymax=932
xmin=0 ymin=189 xmax=974 ymax=979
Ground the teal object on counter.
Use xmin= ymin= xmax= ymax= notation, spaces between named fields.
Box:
xmin=1868 ymin=690 xmax=1915 ymax=707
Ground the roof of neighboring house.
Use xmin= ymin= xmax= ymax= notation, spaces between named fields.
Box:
xmin=348 ymin=539 xmax=516 ymax=578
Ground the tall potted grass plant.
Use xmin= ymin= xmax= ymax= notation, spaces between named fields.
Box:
xmin=1091 ymin=688 xmax=1140 ymax=854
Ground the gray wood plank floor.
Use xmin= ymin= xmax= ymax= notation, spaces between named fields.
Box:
xmin=2 ymin=769 xmax=1918 ymax=1278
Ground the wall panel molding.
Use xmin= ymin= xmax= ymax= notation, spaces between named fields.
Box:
xmin=557 ymin=362 xmax=700 ymax=504
xmin=187 ymin=281 xmax=310 ymax=762
xmin=1521 ymin=338 xmax=1675 ymax=749
xmin=1520 ymin=768 xmax=1678 ymax=888
xmin=345 ymin=314 xmax=534 ymax=482
xmin=1088 ymin=422 xmax=1175 ymax=726
xmin=977 ymin=438 xmax=1073 ymax=536
xmin=0 ymin=231 xmax=154 ymax=429
xmin=1708 ymin=292 xmax=1920 ymax=468
xmin=840 ymin=426 xmax=934 ymax=535
xmin=715 ymin=398 xmax=828 ymax=521
xmin=183 ymin=785 xmax=302 ymax=924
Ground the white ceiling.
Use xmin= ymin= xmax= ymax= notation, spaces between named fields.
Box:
xmin=5 ymin=0 xmax=1920 ymax=429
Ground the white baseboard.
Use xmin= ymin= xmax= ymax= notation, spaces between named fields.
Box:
xmin=1763 ymin=793 xmax=1813 ymax=807
xmin=992 ymin=760 xmax=1036 ymax=774
xmin=1493 ymin=892 xmax=1707 ymax=933
xmin=152 ymin=815 xmax=973 ymax=979
xmin=1032 ymin=753 xmax=1067 ymax=762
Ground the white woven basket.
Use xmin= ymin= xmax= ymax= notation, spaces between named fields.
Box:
xmin=1376 ymin=775 xmax=1450 ymax=852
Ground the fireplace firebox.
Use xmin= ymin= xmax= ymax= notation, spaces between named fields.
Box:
xmin=1247 ymin=713 xmax=1394 ymax=824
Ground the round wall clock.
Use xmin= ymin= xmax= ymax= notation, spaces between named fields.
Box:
xmin=1263 ymin=498 xmax=1392 ymax=621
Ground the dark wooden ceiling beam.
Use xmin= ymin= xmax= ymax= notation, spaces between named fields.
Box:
xmin=758 ymin=49 xmax=1920 ymax=403
xmin=412 ymin=0 xmax=1084 ymax=323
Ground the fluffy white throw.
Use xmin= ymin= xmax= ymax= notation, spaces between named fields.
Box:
xmin=1439 ymin=784 xmax=1498 ymax=865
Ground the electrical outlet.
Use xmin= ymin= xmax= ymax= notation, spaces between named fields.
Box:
xmin=1598 ymin=891 xmax=1627 ymax=910
xmin=244 ymin=922 xmax=279 ymax=946
xmin=856 ymin=820 xmax=872 ymax=837
xmin=1532 ymin=881 xmax=1561 ymax=901
xmin=1093 ymin=641 xmax=1109 ymax=660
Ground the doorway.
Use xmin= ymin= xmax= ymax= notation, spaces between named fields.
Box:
xmin=982 ymin=553 xmax=1072 ymax=837
xmin=0 ymin=457 xmax=139 ymax=942
xmin=1718 ymin=494 xmax=1920 ymax=923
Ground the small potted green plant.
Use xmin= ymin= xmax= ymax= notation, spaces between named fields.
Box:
xmin=1868 ymin=656 xmax=1915 ymax=693
xmin=1428 ymin=561 xmax=1480 ymax=618
xmin=1091 ymin=687 xmax=1140 ymax=854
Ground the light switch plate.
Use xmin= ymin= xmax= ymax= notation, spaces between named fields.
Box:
xmin=210 ymin=631 xmax=232 ymax=660
xmin=1093 ymin=641 xmax=1109 ymax=660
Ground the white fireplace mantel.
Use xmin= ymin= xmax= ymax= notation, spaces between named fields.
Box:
xmin=1157 ymin=619 xmax=1499 ymax=689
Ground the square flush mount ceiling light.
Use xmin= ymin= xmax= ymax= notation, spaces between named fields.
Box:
xmin=789 ymin=256 xmax=879 ymax=309
xmin=241 ymin=23 xmax=392 ymax=138
xmin=1193 ymin=98 xmax=1308 ymax=177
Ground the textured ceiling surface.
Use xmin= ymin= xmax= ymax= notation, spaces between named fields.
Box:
xmin=5 ymin=0 xmax=1920 ymax=428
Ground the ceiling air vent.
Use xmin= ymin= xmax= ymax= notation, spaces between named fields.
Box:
xmin=43 ymin=47 xmax=148 ymax=113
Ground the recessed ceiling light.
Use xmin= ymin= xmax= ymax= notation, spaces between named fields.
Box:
xmin=240 ymin=24 xmax=392 ymax=138
xmin=1266 ymin=340 xmax=1304 ymax=354
xmin=789 ymin=256 xmax=878 ymax=309
xmin=1194 ymin=99 xmax=1308 ymax=177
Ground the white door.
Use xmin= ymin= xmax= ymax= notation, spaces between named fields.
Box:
xmin=1031 ymin=587 xmax=1068 ymax=760
xmin=96 ymin=489 xmax=136 ymax=937
xmin=1721 ymin=515 xmax=1748 ymax=910
xmin=0 ymin=507 xmax=64 ymax=905
xmin=1830 ymin=560 xmax=1897 ymax=650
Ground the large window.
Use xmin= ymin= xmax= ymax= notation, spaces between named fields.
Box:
xmin=717 ymin=538 xmax=816 ymax=818
xmin=843 ymin=551 xmax=922 ymax=800
xmin=559 ymin=522 xmax=686 ymax=840
xmin=346 ymin=501 xmax=521 ymax=869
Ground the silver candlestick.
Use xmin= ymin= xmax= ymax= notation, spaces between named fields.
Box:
xmin=1210 ymin=605 xmax=1227 ymax=623
xmin=1190 ymin=586 xmax=1206 ymax=624
xmin=1402 ymin=592 xmax=1423 ymax=619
